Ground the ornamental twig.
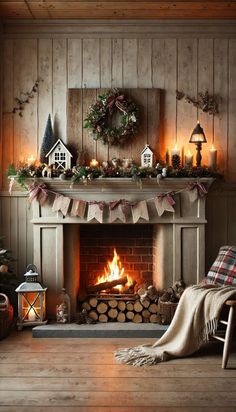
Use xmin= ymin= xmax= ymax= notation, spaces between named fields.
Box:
xmin=176 ymin=90 xmax=219 ymax=116
xmin=12 ymin=78 xmax=43 ymax=117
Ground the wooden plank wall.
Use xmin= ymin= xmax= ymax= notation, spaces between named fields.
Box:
xmin=0 ymin=21 xmax=236 ymax=277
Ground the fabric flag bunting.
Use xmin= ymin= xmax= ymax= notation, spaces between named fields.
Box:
xmin=87 ymin=201 xmax=105 ymax=223
xmin=71 ymin=199 xmax=87 ymax=218
xmin=154 ymin=192 xmax=175 ymax=217
xmin=52 ymin=195 xmax=71 ymax=216
xmin=131 ymin=200 xmax=149 ymax=224
xmin=28 ymin=182 xmax=49 ymax=206
xmin=188 ymin=182 xmax=208 ymax=203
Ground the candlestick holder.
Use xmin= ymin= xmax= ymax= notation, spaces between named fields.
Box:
xmin=189 ymin=121 xmax=207 ymax=167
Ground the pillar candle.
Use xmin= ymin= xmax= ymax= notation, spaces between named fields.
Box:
xmin=209 ymin=145 xmax=217 ymax=169
xmin=28 ymin=308 xmax=36 ymax=321
xmin=90 ymin=159 xmax=99 ymax=168
xmin=185 ymin=150 xmax=193 ymax=168
xmin=171 ymin=144 xmax=180 ymax=157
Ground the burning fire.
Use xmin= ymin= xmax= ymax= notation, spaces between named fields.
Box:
xmin=96 ymin=248 xmax=133 ymax=292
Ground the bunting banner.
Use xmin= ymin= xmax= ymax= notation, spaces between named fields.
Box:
xmin=52 ymin=195 xmax=71 ymax=216
xmin=131 ymin=200 xmax=149 ymax=224
xmin=71 ymin=199 xmax=87 ymax=218
xmin=87 ymin=201 xmax=105 ymax=223
xmin=188 ymin=182 xmax=208 ymax=203
xmin=154 ymin=193 xmax=175 ymax=217
xmin=15 ymin=180 xmax=208 ymax=224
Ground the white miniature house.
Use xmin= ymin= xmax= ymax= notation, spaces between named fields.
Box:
xmin=46 ymin=139 xmax=72 ymax=170
xmin=141 ymin=144 xmax=154 ymax=167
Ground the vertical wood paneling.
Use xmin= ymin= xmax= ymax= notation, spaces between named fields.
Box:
xmin=123 ymin=39 xmax=137 ymax=88
xmin=152 ymin=39 xmax=165 ymax=90
xmin=198 ymin=39 xmax=213 ymax=165
xmin=1 ymin=197 xmax=11 ymax=248
xmin=38 ymin=39 xmax=53 ymax=157
xmin=3 ymin=39 xmax=13 ymax=113
xmin=162 ymin=39 xmax=177 ymax=162
xmin=67 ymin=39 xmax=82 ymax=88
xmin=101 ymin=39 xmax=112 ymax=88
xmin=52 ymin=39 xmax=67 ymax=140
xmin=111 ymin=39 xmax=123 ymax=88
xmin=213 ymin=39 xmax=228 ymax=175
xmin=228 ymin=39 xmax=236 ymax=182
xmin=137 ymin=39 xmax=152 ymax=88
xmin=96 ymin=88 xmax=109 ymax=162
xmin=82 ymin=38 xmax=100 ymax=88
xmin=177 ymin=39 xmax=198 ymax=165
xmin=18 ymin=197 xmax=27 ymax=278
xmin=13 ymin=39 xmax=38 ymax=163
xmin=26 ymin=200 xmax=33 ymax=266
xmin=10 ymin=197 xmax=18 ymax=274
xmin=82 ymin=89 xmax=97 ymax=158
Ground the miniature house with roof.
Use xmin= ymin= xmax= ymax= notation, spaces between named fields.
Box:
xmin=141 ymin=144 xmax=154 ymax=167
xmin=46 ymin=139 xmax=73 ymax=170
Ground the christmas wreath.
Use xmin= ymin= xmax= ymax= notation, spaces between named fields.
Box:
xmin=84 ymin=88 xmax=139 ymax=146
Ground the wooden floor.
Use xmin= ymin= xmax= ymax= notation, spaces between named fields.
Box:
xmin=0 ymin=330 xmax=236 ymax=411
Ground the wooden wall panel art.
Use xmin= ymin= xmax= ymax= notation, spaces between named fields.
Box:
xmin=67 ymin=88 xmax=160 ymax=164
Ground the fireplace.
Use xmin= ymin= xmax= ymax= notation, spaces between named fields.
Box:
xmin=32 ymin=177 xmax=214 ymax=318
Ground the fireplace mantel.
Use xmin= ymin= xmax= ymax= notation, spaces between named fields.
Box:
xmin=31 ymin=177 xmax=214 ymax=316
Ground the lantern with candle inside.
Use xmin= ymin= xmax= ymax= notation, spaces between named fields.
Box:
xmin=15 ymin=264 xmax=47 ymax=330
xmin=209 ymin=145 xmax=217 ymax=170
xmin=185 ymin=150 xmax=193 ymax=168
xmin=189 ymin=121 xmax=207 ymax=167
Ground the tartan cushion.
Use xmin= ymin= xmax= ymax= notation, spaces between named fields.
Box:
xmin=207 ymin=245 xmax=236 ymax=286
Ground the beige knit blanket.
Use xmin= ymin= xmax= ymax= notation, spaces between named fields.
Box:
xmin=115 ymin=284 xmax=236 ymax=366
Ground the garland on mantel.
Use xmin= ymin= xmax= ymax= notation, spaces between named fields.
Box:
xmin=9 ymin=177 xmax=208 ymax=224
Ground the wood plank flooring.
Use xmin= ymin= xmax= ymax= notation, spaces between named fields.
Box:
xmin=0 ymin=330 xmax=236 ymax=411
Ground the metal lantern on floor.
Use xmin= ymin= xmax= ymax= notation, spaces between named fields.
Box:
xmin=15 ymin=264 xmax=47 ymax=330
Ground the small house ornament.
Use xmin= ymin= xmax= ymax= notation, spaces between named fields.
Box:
xmin=141 ymin=144 xmax=154 ymax=167
xmin=46 ymin=138 xmax=72 ymax=170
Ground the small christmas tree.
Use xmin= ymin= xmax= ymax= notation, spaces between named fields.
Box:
xmin=40 ymin=114 xmax=56 ymax=164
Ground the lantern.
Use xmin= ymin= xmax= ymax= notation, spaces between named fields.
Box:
xmin=141 ymin=144 xmax=154 ymax=167
xmin=15 ymin=264 xmax=47 ymax=330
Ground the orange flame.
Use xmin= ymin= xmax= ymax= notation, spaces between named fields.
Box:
xmin=96 ymin=248 xmax=133 ymax=292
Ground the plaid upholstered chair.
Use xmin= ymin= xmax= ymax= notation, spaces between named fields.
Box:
xmin=206 ymin=246 xmax=236 ymax=369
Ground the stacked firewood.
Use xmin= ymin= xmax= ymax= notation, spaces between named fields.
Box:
xmin=81 ymin=285 xmax=161 ymax=324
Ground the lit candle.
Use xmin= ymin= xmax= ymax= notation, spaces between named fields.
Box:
xmin=185 ymin=150 xmax=193 ymax=168
xmin=28 ymin=308 xmax=36 ymax=322
xmin=171 ymin=144 xmax=180 ymax=157
xmin=90 ymin=159 xmax=99 ymax=168
xmin=27 ymin=155 xmax=36 ymax=167
xmin=209 ymin=145 xmax=217 ymax=169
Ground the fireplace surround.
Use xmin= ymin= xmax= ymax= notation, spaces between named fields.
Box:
xmin=31 ymin=177 xmax=214 ymax=318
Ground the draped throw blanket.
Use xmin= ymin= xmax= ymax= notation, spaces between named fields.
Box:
xmin=115 ymin=285 xmax=236 ymax=366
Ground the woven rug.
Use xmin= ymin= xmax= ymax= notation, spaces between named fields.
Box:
xmin=115 ymin=284 xmax=236 ymax=366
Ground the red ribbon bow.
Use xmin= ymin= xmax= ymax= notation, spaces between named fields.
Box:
xmin=188 ymin=182 xmax=207 ymax=197
xmin=109 ymin=199 xmax=135 ymax=216
xmin=88 ymin=201 xmax=106 ymax=211
xmin=157 ymin=192 xmax=176 ymax=206
xmin=106 ymin=94 xmax=125 ymax=115
xmin=28 ymin=182 xmax=49 ymax=205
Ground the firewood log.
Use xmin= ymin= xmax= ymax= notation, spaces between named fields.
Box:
xmin=118 ymin=301 xmax=126 ymax=312
xmin=150 ymin=314 xmax=159 ymax=323
xmin=126 ymin=311 xmax=135 ymax=321
xmin=99 ymin=314 xmax=108 ymax=323
xmin=140 ymin=297 xmax=150 ymax=308
xmin=82 ymin=301 xmax=91 ymax=311
xmin=89 ymin=297 xmax=98 ymax=308
xmin=88 ymin=310 xmax=98 ymax=321
xmin=117 ymin=312 xmax=126 ymax=323
xmin=126 ymin=302 xmax=134 ymax=311
xmin=137 ymin=287 xmax=147 ymax=297
xmin=142 ymin=309 xmax=151 ymax=319
xmin=149 ymin=303 xmax=158 ymax=313
xmin=97 ymin=302 xmax=108 ymax=314
xmin=108 ymin=299 xmax=118 ymax=308
xmin=133 ymin=301 xmax=143 ymax=313
xmin=108 ymin=308 xmax=118 ymax=319
xmin=147 ymin=285 xmax=159 ymax=301
xmin=86 ymin=276 xmax=128 ymax=294
xmin=133 ymin=313 xmax=142 ymax=323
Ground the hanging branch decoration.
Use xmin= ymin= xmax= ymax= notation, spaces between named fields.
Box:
xmin=176 ymin=90 xmax=219 ymax=116
xmin=12 ymin=78 xmax=43 ymax=117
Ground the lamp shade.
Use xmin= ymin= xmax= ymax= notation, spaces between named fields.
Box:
xmin=189 ymin=121 xmax=207 ymax=143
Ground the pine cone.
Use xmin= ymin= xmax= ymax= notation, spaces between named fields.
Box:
xmin=171 ymin=154 xmax=181 ymax=169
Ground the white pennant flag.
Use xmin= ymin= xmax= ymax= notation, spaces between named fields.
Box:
xmin=154 ymin=195 xmax=175 ymax=217
xmin=87 ymin=203 xmax=104 ymax=223
xmin=52 ymin=195 xmax=71 ymax=216
xmin=131 ymin=200 xmax=149 ymax=224
xmin=71 ymin=199 xmax=87 ymax=218
xmin=110 ymin=204 xmax=126 ymax=223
